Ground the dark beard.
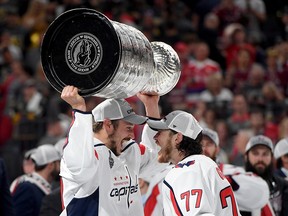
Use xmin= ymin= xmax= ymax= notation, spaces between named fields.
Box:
xmin=108 ymin=130 xmax=120 ymax=156
xmin=109 ymin=140 xmax=119 ymax=156
xmin=245 ymin=160 xmax=274 ymax=180
xmin=51 ymin=168 xmax=60 ymax=181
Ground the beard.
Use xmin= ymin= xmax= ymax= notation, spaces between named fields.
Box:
xmin=108 ymin=132 xmax=119 ymax=156
xmin=158 ymin=139 xmax=173 ymax=163
xmin=110 ymin=140 xmax=119 ymax=156
xmin=51 ymin=167 xmax=60 ymax=181
xmin=245 ymin=160 xmax=273 ymax=180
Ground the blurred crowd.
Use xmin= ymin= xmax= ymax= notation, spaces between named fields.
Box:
xmin=0 ymin=0 xmax=288 ymax=183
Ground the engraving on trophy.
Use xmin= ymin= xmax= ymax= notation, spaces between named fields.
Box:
xmin=41 ymin=8 xmax=180 ymax=97
xmin=65 ymin=32 xmax=102 ymax=75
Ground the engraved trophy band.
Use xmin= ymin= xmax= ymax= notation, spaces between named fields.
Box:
xmin=41 ymin=8 xmax=181 ymax=98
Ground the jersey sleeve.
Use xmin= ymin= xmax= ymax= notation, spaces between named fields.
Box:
xmin=60 ymin=110 xmax=99 ymax=184
xmin=229 ymin=172 xmax=269 ymax=211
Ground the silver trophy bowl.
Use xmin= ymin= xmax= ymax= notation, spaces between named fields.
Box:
xmin=41 ymin=8 xmax=181 ymax=98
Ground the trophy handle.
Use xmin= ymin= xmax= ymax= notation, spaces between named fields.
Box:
xmin=141 ymin=42 xmax=181 ymax=96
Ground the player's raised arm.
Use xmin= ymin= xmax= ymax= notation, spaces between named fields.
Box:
xmin=60 ymin=86 xmax=97 ymax=183
xmin=61 ymin=86 xmax=86 ymax=112
xmin=136 ymin=92 xmax=160 ymax=119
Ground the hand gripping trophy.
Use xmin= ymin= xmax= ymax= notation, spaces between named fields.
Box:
xmin=41 ymin=8 xmax=181 ymax=98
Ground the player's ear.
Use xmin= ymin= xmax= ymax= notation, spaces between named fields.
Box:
xmin=103 ymin=119 xmax=113 ymax=131
xmin=175 ymin=133 xmax=183 ymax=144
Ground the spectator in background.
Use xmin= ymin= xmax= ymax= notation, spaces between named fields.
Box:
xmin=37 ymin=116 xmax=67 ymax=146
xmin=198 ymin=107 xmax=217 ymax=130
xmin=225 ymin=48 xmax=255 ymax=92
xmin=169 ymin=41 xmax=191 ymax=110
xmin=0 ymin=157 xmax=15 ymax=216
xmin=277 ymin=41 xmax=288 ymax=94
xmin=240 ymin=63 xmax=266 ymax=107
xmin=223 ymin=24 xmax=256 ymax=69
xmin=213 ymin=0 xmax=245 ymax=34
xmin=39 ymin=138 xmax=66 ymax=216
xmin=22 ymin=148 xmax=36 ymax=174
xmin=230 ymin=108 xmax=267 ymax=166
xmin=198 ymin=12 xmax=226 ymax=70
xmin=10 ymin=144 xmax=61 ymax=216
xmin=227 ymin=93 xmax=250 ymax=136
xmin=265 ymin=47 xmax=288 ymax=95
xmin=185 ymin=41 xmax=222 ymax=106
xmin=245 ymin=135 xmax=288 ymax=215
xmin=278 ymin=117 xmax=288 ymax=140
xmin=274 ymin=138 xmax=288 ymax=180
xmin=234 ymin=0 xmax=266 ymax=44
xmin=280 ymin=7 xmax=288 ymax=41
xmin=199 ymin=72 xmax=233 ymax=119
xmin=261 ymin=81 xmax=286 ymax=122
xmin=215 ymin=120 xmax=234 ymax=162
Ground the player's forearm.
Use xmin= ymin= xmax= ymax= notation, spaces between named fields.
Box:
xmin=62 ymin=110 xmax=96 ymax=175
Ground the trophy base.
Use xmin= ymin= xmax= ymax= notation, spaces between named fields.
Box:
xmin=41 ymin=8 xmax=121 ymax=96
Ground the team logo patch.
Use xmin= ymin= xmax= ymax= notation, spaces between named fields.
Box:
xmin=65 ymin=33 xmax=102 ymax=75
xmin=109 ymin=151 xmax=114 ymax=168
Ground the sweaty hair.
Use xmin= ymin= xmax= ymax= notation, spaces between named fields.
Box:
xmin=93 ymin=120 xmax=119 ymax=133
xmin=175 ymin=131 xmax=203 ymax=157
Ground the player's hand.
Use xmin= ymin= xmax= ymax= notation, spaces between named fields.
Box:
xmin=136 ymin=92 xmax=160 ymax=118
xmin=136 ymin=92 xmax=160 ymax=107
xmin=61 ymin=85 xmax=86 ymax=111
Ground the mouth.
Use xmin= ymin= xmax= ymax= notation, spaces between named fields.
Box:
xmin=120 ymin=138 xmax=131 ymax=148
xmin=255 ymin=163 xmax=266 ymax=170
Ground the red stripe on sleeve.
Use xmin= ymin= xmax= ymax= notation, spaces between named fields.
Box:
xmin=170 ymin=189 xmax=182 ymax=216
xmin=138 ymin=144 xmax=146 ymax=155
xmin=261 ymin=203 xmax=275 ymax=216
xmin=60 ymin=178 xmax=64 ymax=210
xmin=94 ymin=150 xmax=99 ymax=160
xmin=144 ymin=184 xmax=160 ymax=216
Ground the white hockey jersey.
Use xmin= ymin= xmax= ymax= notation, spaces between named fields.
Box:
xmin=162 ymin=155 xmax=241 ymax=216
xmin=218 ymin=163 xmax=270 ymax=213
xmin=60 ymin=110 xmax=163 ymax=216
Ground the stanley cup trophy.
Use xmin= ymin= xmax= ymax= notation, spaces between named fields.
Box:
xmin=41 ymin=8 xmax=181 ymax=98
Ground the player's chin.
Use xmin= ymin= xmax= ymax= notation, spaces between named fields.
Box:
xmin=158 ymin=153 xmax=169 ymax=163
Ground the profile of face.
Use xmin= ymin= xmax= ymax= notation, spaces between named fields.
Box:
xmin=245 ymin=145 xmax=273 ymax=179
xmin=153 ymin=130 xmax=176 ymax=163
xmin=107 ymin=120 xmax=135 ymax=156
xmin=201 ymin=136 xmax=219 ymax=161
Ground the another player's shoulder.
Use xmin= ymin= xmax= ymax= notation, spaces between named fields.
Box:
xmin=219 ymin=163 xmax=245 ymax=175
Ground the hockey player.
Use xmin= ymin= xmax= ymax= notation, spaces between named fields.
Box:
xmin=146 ymin=110 xmax=241 ymax=216
xmin=60 ymin=85 xmax=164 ymax=216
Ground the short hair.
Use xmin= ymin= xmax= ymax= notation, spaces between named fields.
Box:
xmin=93 ymin=120 xmax=119 ymax=133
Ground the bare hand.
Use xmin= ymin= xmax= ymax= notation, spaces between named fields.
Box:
xmin=136 ymin=92 xmax=160 ymax=118
xmin=136 ymin=92 xmax=160 ymax=106
xmin=61 ymin=86 xmax=86 ymax=111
